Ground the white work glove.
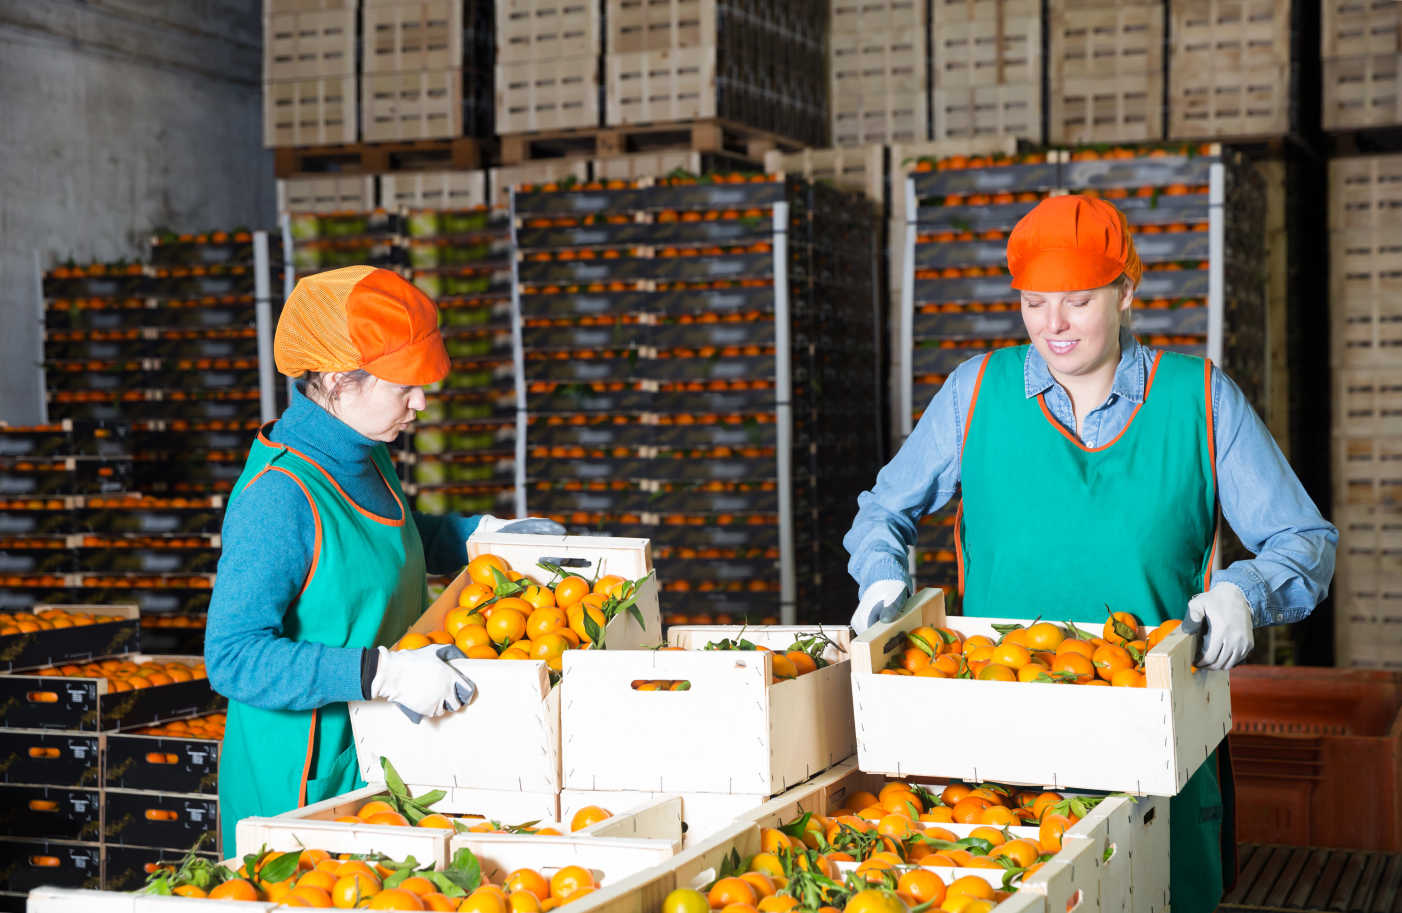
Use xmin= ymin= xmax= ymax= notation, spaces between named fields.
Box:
xmin=849 ymin=580 xmax=910 ymax=634
xmin=1182 ymin=582 xmax=1255 ymax=670
xmin=370 ymin=644 xmax=476 ymax=724
xmin=476 ymin=514 xmax=566 ymax=536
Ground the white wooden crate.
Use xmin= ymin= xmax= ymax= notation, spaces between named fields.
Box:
xmin=362 ymin=68 xmax=463 ymax=142
xmin=562 ymin=624 xmax=854 ymax=795
xmin=594 ymin=150 xmax=703 ymax=181
xmin=493 ymin=159 xmax=592 ymax=208
xmin=763 ymin=145 xmax=885 ymax=203
xmin=496 ymin=56 xmax=600 ymax=134
xmin=851 ymin=588 xmax=1231 ymax=796
xmin=362 ymin=0 xmax=464 ymax=73
xmin=348 ymin=533 xmax=661 ymax=794
xmin=447 ymin=830 xmax=680 ymax=886
xmin=497 ymin=0 xmax=601 ymax=64
xmin=606 ymin=47 xmax=718 ymax=125
xmin=380 ymin=170 xmax=489 ymax=210
xmin=277 ymin=175 xmax=377 ymax=214
xmin=263 ymin=75 xmax=358 ymax=147
xmin=264 ymin=8 xmax=358 ymax=80
xmin=27 ymin=889 xmax=280 ymax=912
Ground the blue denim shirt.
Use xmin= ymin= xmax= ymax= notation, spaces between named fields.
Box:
xmin=844 ymin=329 xmax=1338 ymax=627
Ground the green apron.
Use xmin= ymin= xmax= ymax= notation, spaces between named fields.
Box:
xmin=957 ymin=346 xmax=1227 ymax=913
xmin=217 ymin=426 xmax=427 ymax=853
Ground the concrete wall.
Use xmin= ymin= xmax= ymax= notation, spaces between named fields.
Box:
xmin=0 ymin=0 xmax=274 ymax=424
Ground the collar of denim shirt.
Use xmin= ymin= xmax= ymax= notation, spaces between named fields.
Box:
xmin=1023 ymin=326 xmax=1149 ymax=404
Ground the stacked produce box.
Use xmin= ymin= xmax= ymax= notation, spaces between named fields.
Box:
xmin=894 ymin=143 xmax=1267 ymax=591
xmin=263 ymin=0 xmax=359 ymax=147
xmin=1048 ymin=0 xmax=1165 ymax=144
xmin=496 ymin=0 xmax=601 ymax=134
xmin=510 ymin=175 xmax=879 ymax=625
xmin=0 ymin=608 xmax=225 ymax=907
xmin=830 ymin=0 xmax=928 ymax=146
xmin=1328 ymin=155 xmax=1402 ymax=669
xmin=1168 ymin=0 xmax=1291 ymax=139
xmin=930 ymin=0 xmax=1041 ymax=142
xmin=1322 ymin=0 xmax=1402 ymax=130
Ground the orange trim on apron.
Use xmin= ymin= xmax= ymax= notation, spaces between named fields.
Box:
xmin=954 ymin=354 xmax=993 ymax=599
xmin=1203 ymin=359 xmax=1219 ymax=589
xmin=244 ymin=465 xmax=324 ymax=597
xmin=298 ymin=708 xmax=318 ymax=807
xmin=1036 ymin=351 xmax=1165 ymax=453
xmin=255 ymin=425 xmax=407 ymax=527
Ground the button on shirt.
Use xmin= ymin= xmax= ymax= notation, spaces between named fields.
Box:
xmin=843 ymin=329 xmax=1338 ymax=627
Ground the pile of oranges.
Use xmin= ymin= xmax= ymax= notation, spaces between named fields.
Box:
xmin=662 ymin=778 xmax=1101 ymax=913
xmin=31 ymin=656 xmax=206 ymax=691
xmin=133 ymin=712 xmax=225 ymax=740
xmin=153 ymin=845 xmax=603 ymax=910
xmin=881 ymin=612 xmax=1183 ymax=688
xmin=394 ymin=553 xmax=649 ymax=670
xmin=0 ymin=607 xmax=119 ymax=635
xmin=332 ymin=793 xmax=612 ymax=837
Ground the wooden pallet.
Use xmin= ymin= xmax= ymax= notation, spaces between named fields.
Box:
xmin=272 ymin=136 xmax=487 ymax=177
xmin=498 ymin=118 xmax=799 ymax=165
xmin=1222 ymin=843 xmax=1402 ymax=911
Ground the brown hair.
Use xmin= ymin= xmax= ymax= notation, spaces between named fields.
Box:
xmin=304 ymin=369 xmax=372 ymax=411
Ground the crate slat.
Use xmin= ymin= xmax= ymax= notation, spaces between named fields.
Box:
xmin=380 ymin=170 xmax=489 ymax=210
xmin=1325 ymin=53 xmax=1402 ymax=130
xmin=607 ymin=0 xmax=718 ymax=52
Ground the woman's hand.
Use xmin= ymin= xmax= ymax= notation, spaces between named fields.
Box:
xmin=476 ymin=515 xmax=567 ymax=536
xmin=1183 ymin=582 xmax=1254 ymax=670
xmin=368 ymin=644 xmax=476 ymax=723
xmin=850 ymin=579 xmax=910 ymax=634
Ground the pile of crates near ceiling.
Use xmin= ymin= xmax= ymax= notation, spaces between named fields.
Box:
xmin=0 ymin=602 xmax=226 ymax=908
xmin=929 ymin=0 xmax=1042 ymax=142
xmin=1048 ymin=0 xmax=1165 ymax=145
xmin=263 ymin=0 xmax=359 ymax=147
xmin=893 ymin=143 xmax=1267 ymax=592
xmin=1167 ymin=0 xmax=1292 ymax=140
xmin=511 ymin=175 xmax=880 ymax=625
xmin=1328 ymin=155 xmax=1402 ymax=670
xmin=1322 ymin=0 xmax=1402 ymax=130
xmin=828 ymin=0 xmax=929 ymax=147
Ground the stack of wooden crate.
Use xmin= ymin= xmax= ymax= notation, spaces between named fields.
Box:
xmin=1323 ymin=0 xmax=1402 ymax=130
xmin=1168 ymin=0 xmax=1291 ymax=139
xmin=495 ymin=0 xmax=601 ymax=135
xmin=1048 ymin=0 xmax=1165 ymax=143
xmin=262 ymin=0 xmax=359 ymax=147
xmin=361 ymin=0 xmax=477 ymax=142
xmin=1328 ymin=155 xmax=1402 ymax=670
xmin=930 ymin=0 xmax=1041 ymax=142
xmin=830 ymin=0 xmax=929 ymax=146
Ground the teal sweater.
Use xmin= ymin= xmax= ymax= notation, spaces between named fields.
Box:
xmin=204 ymin=384 xmax=479 ymax=709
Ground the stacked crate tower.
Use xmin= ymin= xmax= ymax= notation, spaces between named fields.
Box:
xmin=510 ymin=176 xmax=880 ymax=625
xmin=1322 ymin=0 xmax=1402 ymax=130
xmin=263 ymin=1 xmax=359 ymax=148
xmin=930 ymin=0 xmax=1041 ymax=142
xmin=1329 ymin=156 xmax=1402 ymax=669
xmin=1048 ymin=0 xmax=1165 ymax=144
xmin=829 ymin=0 xmax=928 ymax=146
xmin=1167 ymin=0 xmax=1291 ymax=140
xmin=894 ymin=145 xmax=1267 ymax=593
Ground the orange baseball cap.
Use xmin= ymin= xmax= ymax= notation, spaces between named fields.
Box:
xmin=274 ymin=265 xmax=449 ymax=386
xmin=1006 ymin=195 xmax=1144 ymax=292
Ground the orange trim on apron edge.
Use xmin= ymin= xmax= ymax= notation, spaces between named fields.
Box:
xmin=1036 ymin=351 xmax=1164 ymax=453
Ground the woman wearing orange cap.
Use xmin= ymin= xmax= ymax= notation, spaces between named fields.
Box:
xmin=205 ymin=265 xmax=561 ymax=851
xmin=845 ymin=196 xmax=1336 ymax=913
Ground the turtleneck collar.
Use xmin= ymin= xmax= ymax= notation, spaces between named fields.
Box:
xmin=267 ymin=381 xmax=383 ymax=476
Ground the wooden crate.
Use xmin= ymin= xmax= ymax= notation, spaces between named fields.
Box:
xmin=887 ymin=135 xmax=1022 ymax=218
xmin=608 ymin=0 xmax=718 ymax=52
xmin=263 ymin=75 xmax=358 ymax=147
xmin=1324 ymin=53 xmax=1402 ymax=130
xmin=1334 ymin=435 xmax=1402 ymax=509
xmin=491 ymin=159 xmax=592 ymax=208
xmin=1049 ymin=0 xmax=1165 ymax=143
xmin=380 ymin=170 xmax=489 ymax=209
xmin=930 ymin=0 xmax=1039 ymax=21
xmin=362 ymin=0 xmax=464 ymax=73
xmin=1335 ymin=563 xmax=1402 ymax=668
xmin=1334 ymin=366 xmax=1402 ymax=436
xmin=446 ymin=829 xmax=681 ymax=889
xmin=831 ymin=28 xmax=927 ymax=95
xmin=1329 ymin=154 xmax=1402 ymax=231
xmin=561 ymin=625 xmax=855 ymax=795
xmin=834 ymin=0 xmax=928 ymax=32
xmin=1167 ymin=0 xmax=1289 ymax=138
xmin=264 ymin=0 xmax=356 ymax=12
xmin=496 ymin=57 xmax=600 ymax=134
xmin=1329 ymin=229 xmax=1402 ymax=366
xmin=276 ymin=174 xmax=377 ymax=213
xmin=932 ymin=82 xmax=1042 ymax=141
xmin=833 ymin=95 xmax=930 ymax=147
xmin=1334 ymin=505 xmax=1402 ymax=578
xmin=593 ymin=150 xmax=701 ymax=181
xmin=932 ymin=13 xmax=1041 ymax=88
xmin=497 ymin=0 xmax=600 ymax=64
xmin=1323 ymin=0 xmax=1402 ymax=58
xmin=606 ymin=48 xmax=716 ymax=125
xmin=346 ymin=533 xmax=661 ymax=794
xmin=852 ymin=588 xmax=1231 ymax=796
xmin=362 ymin=69 xmax=463 ymax=142
xmin=263 ymin=7 xmax=357 ymax=80
xmin=764 ymin=145 xmax=885 ymax=203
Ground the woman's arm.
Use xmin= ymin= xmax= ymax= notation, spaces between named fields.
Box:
xmin=412 ymin=513 xmax=482 ymax=576
xmin=1210 ymin=367 xmax=1339 ymax=626
xmin=204 ymin=472 xmax=368 ymax=710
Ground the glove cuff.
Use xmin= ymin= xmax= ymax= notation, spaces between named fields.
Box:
xmin=360 ymin=648 xmax=381 ymax=700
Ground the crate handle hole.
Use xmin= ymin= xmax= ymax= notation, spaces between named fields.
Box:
xmin=28 ymin=800 xmax=59 ymax=812
xmin=1142 ymin=807 xmax=1156 ymax=825
xmin=1066 ymin=889 xmax=1084 ymax=913
xmin=27 ymin=747 xmax=60 ymax=759
xmin=29 ymin=856 xmax=61 ymax=868
xmin=539 ymin=556 xmax=591 ymax=569
xmin=26 ymin=691 xmax=59 ymax=703
xmin=1103 ymin=841 xmax=1117 ymax=862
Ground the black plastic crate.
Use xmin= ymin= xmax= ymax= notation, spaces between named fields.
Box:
xmin=105 ymin=732 xmax=219 ymax=796
xmin=102 ymin=789 xmax=218 ymax=853
xmin=0 ymin=730 xmax=102 ymax=788
xmin=0 ymin=657 xmax=222 ymax=732
xmin=0 ymin=605 xmax=140 ymax=674
xmin=0 ymin=840 xmax=102 ymax=893
xmin=0 ymin=785 xmax=101 ymax=841
xmin=102 ymin=844 xmax=220 ymax=892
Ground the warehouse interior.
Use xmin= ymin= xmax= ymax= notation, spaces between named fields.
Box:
xmin=1 ymin=0 xmax=1401 ymax=910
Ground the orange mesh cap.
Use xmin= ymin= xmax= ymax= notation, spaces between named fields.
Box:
xmin=1006 ymin=195 xmax=1144 ymax=292
xmin=274 ymin=265 xmax=449 ymax=386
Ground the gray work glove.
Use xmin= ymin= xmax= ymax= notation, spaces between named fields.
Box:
xmin=849 ymin=579 xmax=910 ymax=634
xmin=369 ymin=644 xmax=475 ymax=724
xmin=1182 ymin=582 xmax=1254 ymax=670
xmin=476 ymin=514 xmax=567 ymax=536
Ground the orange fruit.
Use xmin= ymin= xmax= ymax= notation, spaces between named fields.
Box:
xmin=465 ymin=644 xmax=499 ymax=659
xmin=290 ymin=886 xmax=334 ymax=907
xmin=209 ymin=879 xmax=259 ymax=901
xmin=1093 ymin=643 xmax=1134 ymax=680
xmin=976 ymin=663 xmax=1016 ymax=682
xmin=525 ymin=607 xmax=567 ymax=640
xmin=530 ymin=633 xmax=571 ymax=671
xmin=708 ymin=877 xmax=757 ymax=909
xmin=486 ymin=608 xmax=528 ymax=647
xmin=422 ymin=895 xmax=459 ymax=912
xmin=1055 ymin=639 xmax=1095 ymax=659
xmin=506 ymin=869 xmax=551 ymax=901
xmin=748 ymin=853 xmax=785 ymax=878
xmin=785 ymin=651 xmax=818 ymax=675
xmin=367 ymin=888 xmax=427 ymax=910
xmin=446 ymin=605 xmax=487 ymax=637
xmin=969 ymin=826 xmax=1005 ymax=847
xmin=990 ymin=839 xmax=1040 ymax=868
xmin=1039 ymin=813 xmax=1073 ymax=854
xmin=593 ymin=574 xmax=627 ymax=597
xmin=570 ymin=805 xmax=611 ymax=832
xmin=844 ymin=790 xmax=880 ymax=811
xmin=1111 ymin=667 xmax=1147 ymax=687
xmin=739 ymin=872 xmax=776 ymax=899
xmin=357 ymin=800 xmax=397 ymax=820
xmin=460 ymin=888 xmax=508 ymax=913
xmin=567 ymin=603 xmax=607 ymax=644
xmin=990 ymin=643 xmax=1031 ymax=669
xmin=898 ymin=870 xmax=946 ymax=906
xmin=509 ymin=890 xmax=542 ymax=913
xmin=552 ymin=576 xmax=590 ymax=609
xmin=1051 ymin=652 xmax=1095 ymax=684
xmin=770 ymin=653 xmax=798 ymax=681
xmin=417 ymin=813 xmax=456 ymax=829
xmin=549 ymin=865 xmax=595 ymax=901
xmin=457 ymin=584 xmax=495 ymax=613
xmin=1017 ymin=662 xmax=1050 ymax=682
xmin=1024 ymin=622 xmax=1065 ymax=651
xmin=1103 ymin=611 xmax=1141 ymax=646
xmin=940 ymin=784 xmax=971 ymax=807
xmin=758 ymin=896 xmax=800 ymax=913
xmin=363 ymin=810 xmax=410 ymax=826
xmin=455 ymin=625 xmax=494 ymax=653
xmin=395 ymin=632 xmax=432 ymax=651
xmin=1146 ymin=619 xmax=1181 ymax=650
xmin=521 ymin=585 xmax=557 ymax=611
xmin=946 ymin=876 xmax=993 ymax=901
xmin=467 ymin=554 xmax=510 ymax=587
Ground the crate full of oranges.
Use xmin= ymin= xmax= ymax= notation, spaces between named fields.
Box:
xmin=851 ymin=588 xmax=1230 ymax=796
xmin=349 ymin=532 xmax=661 ymax=795
xmin=0 ymin=603 xmax=140 ymax=673
xmin=0 ymin=653 xmax=222 ymax=732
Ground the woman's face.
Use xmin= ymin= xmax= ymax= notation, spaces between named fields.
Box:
xmin=1020 ymin=283 xmax=1133 ymax=381
xmin=328 ymin=373 xmax=427 ymax=442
